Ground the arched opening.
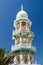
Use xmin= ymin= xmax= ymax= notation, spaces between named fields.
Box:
xmin=17 ymin=38 xmax=20 ymax=44
xmin=22 ymin=37 xmax=27 ymax=44
xmin=23 ymin=55 xmax=27 ymax=64
xmin=21 ymin=22 xmax=26 ymax=30
xmin=16 ymin=56 xmax=20 ymax=64
xmin=27 ymin=37 xmax=31 ymax=44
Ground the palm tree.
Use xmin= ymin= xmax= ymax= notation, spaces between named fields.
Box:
xmin=0 ymin=48 xmax=15 ymax=65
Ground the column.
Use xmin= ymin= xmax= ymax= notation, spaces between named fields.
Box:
xmin=20 ymin=53 xmax=23 ymax=64
xmin=27 ymin=38 xmax=28 ymax=47
xmin=31 ymin=56 xmax=34 ymax=64
xmin=15 ymin=39 xmax=17 ymax=45
xmin=27 ymin=54 xmax=31 ymax=64
xmin=29 ymin=42 xmax=32 ymax=48
xmin=20 ymin=37 xmax=22 ymax=45
xmin=26 ymin=22 xmax=27 ymax=30
xmin=20 ymin=21 xmax=22 ymax=31
xmin=14 ymin=57 xmax=18 ymax=64
xmin=26 ymin=22 xmax=30 ymax=32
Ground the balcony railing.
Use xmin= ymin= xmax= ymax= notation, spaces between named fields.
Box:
xmin=11 ymin=44 xmax=36 ymax=52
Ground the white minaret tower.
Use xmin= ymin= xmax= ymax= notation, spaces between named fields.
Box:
xmin=11 ymin=5 xmax=41 ymax=65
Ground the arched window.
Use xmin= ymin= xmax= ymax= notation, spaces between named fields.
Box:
xmin=23 ymin=55 xmax=27 ymax=63
xmin=21 ymin=22 xmax=26 ymax=30
xmin=22 ymin=37 xmax=26 ymax=44
xmin=17 ymin=38 xmax=20 ymax=44
xmin=16 ymin=56 xmax=20 ymax=63
xmin=27 ymin=37 xmax=31 ymax=44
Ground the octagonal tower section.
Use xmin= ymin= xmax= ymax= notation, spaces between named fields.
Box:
xmin=12 ymin=5 xmax=36 ymax=64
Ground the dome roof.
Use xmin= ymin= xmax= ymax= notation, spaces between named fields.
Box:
xmin=16 ymin=10 xmax=28 ymax=19
xmin=16 ymin=4 xmax=28 ymax=19
xmin=14 ymin=4 xmax=32 ymax=28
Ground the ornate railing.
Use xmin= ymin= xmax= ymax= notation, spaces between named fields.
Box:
xmin=12 ymin=44 xmax=36 ymax=52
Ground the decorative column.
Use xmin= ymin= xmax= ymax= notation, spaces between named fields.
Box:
xmin=26 ymin=22 xmax=27 ymax=30
xmin=15 ymin=39 xmax=17 ymax=45
xmin=27 ymin=54 xmax=31 ymax=64
xmin=31 ymin=55 xmax=34 ymax=64
xmin=14 ymin=57 xmax=18 ymax=64
xmin=26 ymin=38 xmax=28 ymax=46
xmin=20 ymin=37 xmax=22 ymax=45
xmin=20 ymin=53 xmax=23 ymax=64
xmin=19 ymin=21 xmax=22 ymax=31
xmin=26 ymin=22 xmax=30 ymax=32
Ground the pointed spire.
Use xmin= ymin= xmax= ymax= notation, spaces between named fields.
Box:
xmin=21 ymin=4 xmax=23 ymax=11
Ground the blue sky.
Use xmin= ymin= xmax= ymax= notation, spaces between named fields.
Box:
xmin=0 ymin=0 xmax=43 ymax=65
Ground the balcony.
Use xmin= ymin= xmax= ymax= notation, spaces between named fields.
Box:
xmin=11 ymin=44 xmax=36 ymax=53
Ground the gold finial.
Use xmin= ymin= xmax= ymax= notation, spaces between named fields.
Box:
xmin=21 ymin=4 xmax=23 ymax=11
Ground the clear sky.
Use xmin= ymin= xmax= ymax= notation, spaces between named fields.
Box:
xmin=0 ymin=0 xmax=43 ymax=65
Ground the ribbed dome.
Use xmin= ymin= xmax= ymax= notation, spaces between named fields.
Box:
xmin=16 ymin=10 xmax=28 ymax=19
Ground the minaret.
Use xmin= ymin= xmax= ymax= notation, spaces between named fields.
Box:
xmin=11 ymin=5 xmax=40 ymax=65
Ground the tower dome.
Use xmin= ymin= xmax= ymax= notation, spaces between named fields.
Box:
xmin=14 ymin=4 xmax=32 ymax=28
xmin=16 ymin=4 xmax=28 ymax=19
xmin=16 ymin=10 xmax=28 ymax=19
